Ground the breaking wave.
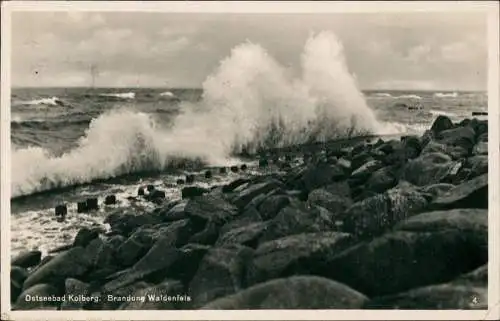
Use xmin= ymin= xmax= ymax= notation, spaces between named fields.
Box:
xmin=434 ymin=92 xmax=458 ymax=98
xmin=12 ymin=31 xmax=402 ymax=197
xmin=99 ymin=92 xmax=136 ymax=99
xmin=13 ymin=97 xmax=65 ymax=107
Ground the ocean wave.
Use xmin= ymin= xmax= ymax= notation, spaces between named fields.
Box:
xmin=428 ymin=109 xmax=459 ymax=118
xmin=11 ymin=31 xmax=403 ymax=197
xmin=434 ymin=92 xmax=458 ymax=98
xmin=159 ymin=91 xmax=175 ymax=97
xmin=14 ymin=96 xmax=65 ymax=107
xmin=99 ymin=92 xmax=135 ymax=99
xmin=370 ymin=93 xmax=393 ymax=98
xmin=394 ymin=94 xmax=422 ymax=100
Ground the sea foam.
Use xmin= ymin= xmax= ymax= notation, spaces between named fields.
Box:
xmin=12 ymin=31 xmax=398 ymax=197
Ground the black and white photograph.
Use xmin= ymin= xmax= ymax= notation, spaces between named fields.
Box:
xmin=1 ymin=1 xmax=499 ymax=320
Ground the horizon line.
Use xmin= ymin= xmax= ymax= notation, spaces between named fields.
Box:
xmin=10 ymin=86 xmax=487 ymax=92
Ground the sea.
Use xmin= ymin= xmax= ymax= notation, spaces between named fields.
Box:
xmin=9 ymin=87 xmax=487 ymax=257
xmin=8 ymin=33 xmax=488 ymax=258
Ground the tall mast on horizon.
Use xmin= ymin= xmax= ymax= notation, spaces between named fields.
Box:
xmin=90 ymin=63 xmax=98 ymax=88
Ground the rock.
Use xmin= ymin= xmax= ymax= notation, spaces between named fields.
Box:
xmin=467 ymin=155 xmax=488 ymax=179
xmin=259 ymin=202 xmax=340 ymax=243
xmin=159 ymin=200 xmax=188 ymax=222
xmin=73 ymin=227 xmax=99 ymax=247
xmin=419 ymin=183 xmax=455 ymax=198
xmin=301 ymin=163 xmax=347 ymax=192
xmin=430 ymin=115 xmax=454 ymax=135
xmin=431 ymin=173 xmax=487 ymax=210
xmin=233 ymin=179 xmax=283 ymax=209
xmin=104 ymin=195 xmax=117 ymax=205
xmin=364 ymin=283 xmax=487 ymax=309
xmin=216 ymin=222 xmax=270 ymax=248
xmin=402 ymin=152 xmax=459 ymax=186
xmin=219 ymin=167 xmax=227 ymax=174
xmin=14 ymin=283 xmax=61 ymax=310
xmin=473 ymin=141 xmax=488 ymax=155
xmin=342 ymin=184 xmax=428 ymax=238
xmin=219 ymin=206 xmax=262 ymax=236
xmin=147 ymin=189 xmax=166 ymax=203
xmin=396 ymin=208 xmax=487 ymax=233
xmin=350 ymin=160 xmax=384 ymax=181
xmin=104 ymin=210 xmax=161 ymax=237
xmin=12 ymin=250 xmax=42 ymax=268
xmin=94 ymin=235 xmax=126 ymax=268
xmin=230 ymin=165 xmax=239 ymax=173
xmin=23 ymin=247 xmax=91 ymax=290
xmin=176 ymin=179 xmax=185 ymax=185
xmin=202 ymin=276 xmax=368 ymax=309
xmin=258 ymin=158 xmax=269 ymax=168
xmin=240 ymin=164 xmax=248 ymax=171
xmin=189 ymin=245 xmax=254 ymax=307
xmin=351 ymin=152 xmax=374 ymax=171
xmin=188 ymin=221 xmax=220 ymax=245
xmin=102 ymin=220 xmax=195 ymax=292
xmin=257 ymin=194 xmax=292 ymax=221
xmin=86 ymin=198 xmax=99 ymax=211
xmin=11 ymin=266 xmax=29 ymax=302
xmin=247 ymin=232 xmax=354 ymax=285
xmin=185 ymin=194 xmax=238 ymax=225
xmin=77 ymin=201 xmax=88 ymax=213
xmin=453 ymin=264 xmax=487 ymax=287
xmin=437 ymin=126 xmax=476 ymax=151
xmin=421 ymin=140 xmax=468 ymax=160
xmin=185 ymin=174 xmax=195 ymax=184
xmin=365 ymin=166 xmax=398 ymax=194
xmin=307 ymin=189 xmax=352 ymax=215
xmin=401 ymin=135 xmax=422 ymax=159
xmin=118 ymin=279 xmax=186 ymax=309
xmin=115 ymin=228 xmax=156 ymax=267
xmin=55 ymin=203 xmax=67 ymax=216
xmin=222 ymin=178 xmax=250 ymax=194
xmin=84 ymin=237 xmax=105 ymax=267
xmin=322 ymin=229 xmax=487 ymax=297
xmin=181 ymin=186 xmax=210 ymax=199
xmin=205 ymin=170 xmax=213 ymax=179
xmin=138 ymin=187 xmax=145 ymax=196
xmin=60 ymin=278 xmax=91 ymax=310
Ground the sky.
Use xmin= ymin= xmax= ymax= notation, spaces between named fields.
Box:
xmin=11 ymin=11 xmax=488 ymax=90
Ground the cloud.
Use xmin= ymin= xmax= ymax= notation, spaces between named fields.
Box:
xmin=11 ymin=12 xmax=488 ymax=90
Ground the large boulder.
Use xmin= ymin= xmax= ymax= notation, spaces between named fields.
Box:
xmin=257 ymin=194 xmax=292 ymax=221
xmin=232 ymin=179 xmax=284 ymax=209
xmin=104 ymin=210 xmax=161 ymax=237
xmin=431 ymin=173 xmax=488 ymax=210
xmin=102 ymin=219 xmax=195 ymax=292
xmin=219 ymin=206 xmax=262 ymax=236
xmin=60 ymin=278 xmax=91 ymax=310
xmin=216 ymin=221 xmax=270 ymax=248
xmin=201 ymin=276 xmax=368 ymax=309
xmin=430 ymin=115 xmax=454 ymax=135
xmin=365 ymin=166 xmax=398 ymax=194
xmin=247 ymin=232 xmax=354 ymax=286
xmin=307 ymin=188 xmax=352 ymax=215
xmin=181 ymin=186 xmax=210 ymax=199
xmin=159 ymin=200 xmax=188 ymax=222
xmin=11 ymin=250 xmax=42 ymax=268
xmin=420 ymin=140 xmax=468 ymax=160
xmin=11 ymin=266 xmax=29 ymax=303
xmin=73 ymin=227 xmax=99 ymax=247
xmin=184 ymin=194 xmax=238 ymax=225
xmin=321 ymin=228 xmax=487 ymax=297
xmin=436 ymin=126 xmax=476 ymax=151
xmin=364 ymin=283 xmax=487 ymax=309
xmin=188 ymin=245 xmax=254 ymax=308
xmin=22 ymin=247 xmax=91 ymax=290
xmin=259 ymin=202 xmax=340 ymax=243
xmin=115 ymin=227 xmax=157 ymax=267
xmin=466 ymin=155 xmax=488 ymax=179
xmin=342 ymin=183 xmax=428 ymax=238
xmin=402 ymin=152 xmax=459 ymax=186
xmin=301 ymin=163 xmax=347 ymax=192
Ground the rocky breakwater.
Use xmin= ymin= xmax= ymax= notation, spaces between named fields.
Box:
xmin=10 ymin=115 xmax=489 ymax=310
